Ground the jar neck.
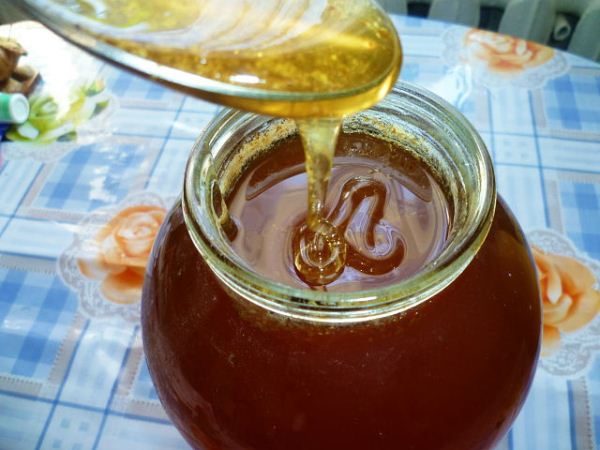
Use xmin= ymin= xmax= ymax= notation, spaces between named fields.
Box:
xmin=183 ymin=83 xmax=496 ymax=323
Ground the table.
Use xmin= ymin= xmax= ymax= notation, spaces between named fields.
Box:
xmin=0 ymin=15 xmax=599 ymax=450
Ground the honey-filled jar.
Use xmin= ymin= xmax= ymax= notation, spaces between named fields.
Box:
xmin=142 ymin=84 xmax=541 ymax=450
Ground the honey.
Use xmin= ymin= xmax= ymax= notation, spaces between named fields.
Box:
xmin=226 ymin=131 xmax=450 ymax=289
xmin=42 ymin=0 xmax=402 ymax=117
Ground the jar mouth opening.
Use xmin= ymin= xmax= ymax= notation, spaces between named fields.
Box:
xmin=183 ymin=83 xmax=496 ymax=323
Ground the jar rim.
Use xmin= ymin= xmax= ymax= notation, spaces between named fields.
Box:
xmin=183 ymin=82 xmax=496 ymax=323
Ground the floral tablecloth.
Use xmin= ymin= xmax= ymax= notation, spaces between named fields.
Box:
xmin=0 ymin=15 xmax=599 ymax=450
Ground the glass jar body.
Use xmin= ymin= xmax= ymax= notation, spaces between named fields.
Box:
xmin=141 ymin=195 xmax=540 ymax=450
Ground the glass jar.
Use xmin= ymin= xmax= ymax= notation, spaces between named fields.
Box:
xmin=142 ymin=83 xmax=541 ymax=450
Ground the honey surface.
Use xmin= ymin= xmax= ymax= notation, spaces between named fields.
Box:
xmin=227 ymin=132 xmax=450 ymax=290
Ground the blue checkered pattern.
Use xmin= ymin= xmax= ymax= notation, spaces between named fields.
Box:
xmin=108 ymin=71 xmax=164 ymax=100
xmin=41 ymin=405 xmax=102 ymax=450
xmin=560 ymin=181 xmax=600 ymax=259
xmin=0 ymin=270 xmax=77 ymax=380
xmin=543 ymin=72 xmax=600 ymax=132
xmin=458 ymin=88 xmax=492 ymax=133
xmin=0 ymin=159 xmax=42 ymax=215
xmin=0 ymin=14 xmax=599 ymax=450
xmin=34 ymin=142 xmax=148 ymax=212
xmin=146 ymin=138 xmax=195 ymax=196
xmin=400 ymin=59 xmax=448 ymax=84
xmin=133 ymin=359 xmax=159 ymax=401
xmin=394 ymin=14 xmax=449 ymax=31
xmin=589 ymin=357 xmax=600 ymax=445
xmin=100 ymin=66 xmax=185 ymax=111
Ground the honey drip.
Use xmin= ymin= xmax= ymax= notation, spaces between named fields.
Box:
xmin=294 ymin=119 xmax=346 ymax=285
xmin=39 ymin=0 xmax=403 ymax=285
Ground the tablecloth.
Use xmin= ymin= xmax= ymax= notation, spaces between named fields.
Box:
xmin=0 ymin=15 xmax=599 ymax=450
